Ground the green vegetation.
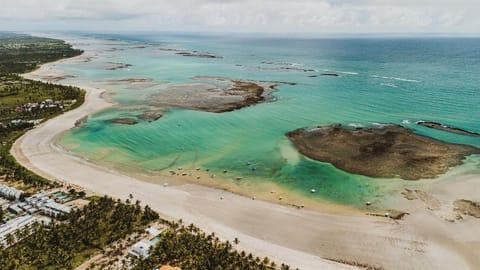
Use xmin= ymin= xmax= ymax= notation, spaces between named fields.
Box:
xmin=0 ymin=32 xmax=84 ymax=188
xmin=134 ymin=220 xmax=291 ymax=270
xmin=0 ymin=196 xmax=159 ymax=269
xmin=0 ymin=32 xmax=82 ymax=74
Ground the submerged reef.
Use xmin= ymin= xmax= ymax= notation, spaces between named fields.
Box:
xmin=286 ymin=124 xmax=480 ymax=180
xmin=148 ymin=77 xmax=294 ymax=113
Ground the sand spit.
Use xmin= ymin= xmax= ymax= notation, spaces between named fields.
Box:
xmin=286 ymin=124 xmax=480 ymax=180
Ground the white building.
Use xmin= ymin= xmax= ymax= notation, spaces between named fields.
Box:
xmin=0 ymin=215 xmax=36 ymax=246
xmin=0 ymin=185 xmax=24 ymax=200
xmin=23 ymin=191 xmax=73 ymax=218
xmin=146 ymin=226 xmax=163 ymax=238
xmin=7 ymin=204 xmax=23 ymax=214
xmin=41 ymin=201 xmax=72 ymax=218
xmin=128 ymin=240 xmax=153 ymax=258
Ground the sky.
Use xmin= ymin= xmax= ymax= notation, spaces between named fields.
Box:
xmin=1 ymin=0 xmax=480 ymax=34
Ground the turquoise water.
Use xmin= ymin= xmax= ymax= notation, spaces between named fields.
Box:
xmin=57 ymin=34 xmax=480 ymax=207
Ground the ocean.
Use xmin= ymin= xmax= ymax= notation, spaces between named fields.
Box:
xmin=54 ymin=33 xmax=480 ymax=208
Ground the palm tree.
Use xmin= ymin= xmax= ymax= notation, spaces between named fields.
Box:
xmin=5 ymin=233 xmax=14 ymax=247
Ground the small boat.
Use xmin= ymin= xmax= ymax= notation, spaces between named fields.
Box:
xmin=223 ymin=170 xmax=228 ymax=173
xmin=236 ymin=177 xmax=242 ymax=180
xmin=251 ymin=167 xmax=256 ymax=172
xmin=310 ymin=189 xmax=317 ymax=193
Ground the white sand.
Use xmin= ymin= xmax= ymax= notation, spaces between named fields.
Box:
xmin=11 ymin=55 xmax=480 ymax=270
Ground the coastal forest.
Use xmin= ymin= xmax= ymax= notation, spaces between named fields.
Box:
xmin=0 ymin=33 xmax=84 ymax=188
xmin=0 ymin=196 xmax=159 ymax=269
xmin=134 ymin=220 xmax=289 ymax=270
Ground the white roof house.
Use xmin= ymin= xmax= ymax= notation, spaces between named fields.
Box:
xmin=7 ymin=204 xmax=23 ymax=214
xmin=21 ymin=191 xmax=73 ymax=218
xmin=0 ymin=215 xmax=36 ymax=246
xmin=146 ymin=227 xmax=163 ymax=237
xmin=41 ymin=201 xmax=72 ymax=218
xmin=0 ymin=185 xmax=24 ymax=200
xmin=129 ymin=240 xmax=153 ymax=258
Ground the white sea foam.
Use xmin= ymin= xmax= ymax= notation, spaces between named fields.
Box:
xmin=338 ymin=71 xmax=359 ymax=75
xmin=372 ymin=75 xmax=420 ymax=83
xmin=371 ymin=122 xmax=387 ymax=128
xmin=348 ymin=123 xmax=364 ymax=128
xmin=391 ymin=77 xmax=420 ymax=83
xmin=380 ymin=83 xmax=398 ymax=88
xmin=402 ymin=119 xmax=411 ymax=124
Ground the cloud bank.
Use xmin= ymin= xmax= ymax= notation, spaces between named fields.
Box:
xmin=2 ymin=0 xmax=479 ymax=33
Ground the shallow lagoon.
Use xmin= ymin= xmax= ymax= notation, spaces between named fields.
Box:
xmin=57 ymin=34 xmax=480 ymax=208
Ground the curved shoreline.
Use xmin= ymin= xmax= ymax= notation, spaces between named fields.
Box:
xmin=10 ymin=42 xmax=480 ymax=269
xmin=13 ymin=55 xmax=355 ymax=270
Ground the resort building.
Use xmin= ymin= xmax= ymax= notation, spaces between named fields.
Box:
xmin=22 ymin=191 xmax=73 ymax=218
xmin=7 ymin=204 xmax=23 ymax=214
xmin=0 ymin=185 xmax=24 ymax=200
xmin=41 ymin=201 xmax=73 ymax=218
xmin=0 ymin=215 xmax=36 ymax=246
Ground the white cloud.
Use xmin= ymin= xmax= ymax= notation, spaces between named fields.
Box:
xmin=1 ymin=0 xmax=479 ymax=33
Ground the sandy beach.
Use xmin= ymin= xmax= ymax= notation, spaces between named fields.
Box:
xmin=11 ymin=55 xmax=480 ymax=270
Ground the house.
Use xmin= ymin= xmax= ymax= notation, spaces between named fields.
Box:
xmin=7 ymin=204 xmax=23 ymax=214
xmin=20 ymin=191 xmax=74 ymax=218
xmin=128 ymin=240 xmax=153 ymax=258
xmin=146 ymin=226 xmax=163 ymax=238
xmin=0 ymin=185 xmax=24 ymax=200
xmin=41 ymin=201 xmax=73 ymax=218
xmin=0 ymin=215 xmax=36 ymax=246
